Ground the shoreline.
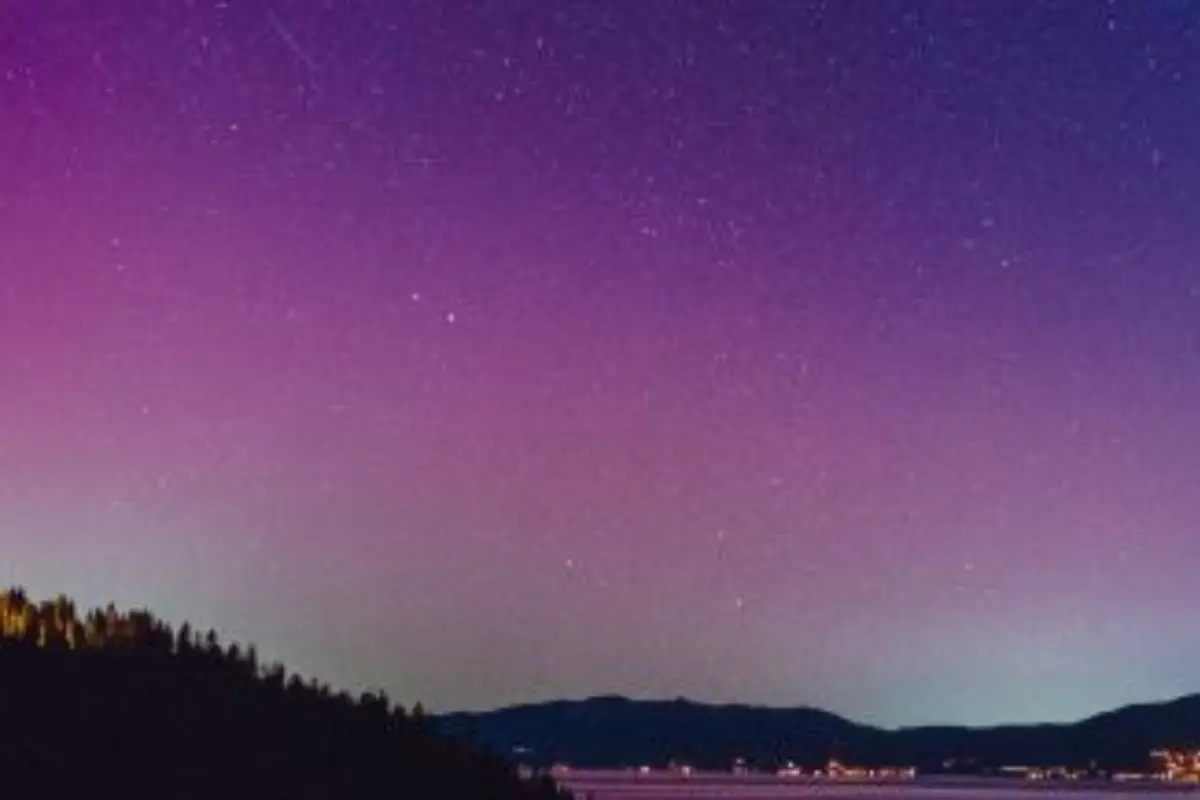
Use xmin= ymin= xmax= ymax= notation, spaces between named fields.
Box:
xmin=556 ymin=769 xmax=1200 ymax=793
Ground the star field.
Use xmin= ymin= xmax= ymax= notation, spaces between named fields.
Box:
xmin=2 ymin=1 xmax=1200 ymax=727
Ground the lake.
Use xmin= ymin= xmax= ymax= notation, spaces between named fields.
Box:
xmin=556 ymin=772 xmax=1200 ymax=800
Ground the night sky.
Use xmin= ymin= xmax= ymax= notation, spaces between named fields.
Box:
xmin=3 ymin=1 xmax=1200 ymax=728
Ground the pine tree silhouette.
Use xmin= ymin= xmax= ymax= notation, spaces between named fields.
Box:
xmin=0 ymin=588 xmax=571 ymax=800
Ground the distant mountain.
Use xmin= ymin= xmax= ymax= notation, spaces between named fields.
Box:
xmin=437 ymin=694 xmax=1200 ymax=773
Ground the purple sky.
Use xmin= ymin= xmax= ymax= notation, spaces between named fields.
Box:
xmin=3 ymin=1 xmax=1200 ymax=727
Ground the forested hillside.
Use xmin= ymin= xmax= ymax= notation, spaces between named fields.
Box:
xmin=0 ymin=588 xmax=568 ymax=799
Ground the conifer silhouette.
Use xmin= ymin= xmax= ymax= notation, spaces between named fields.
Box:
xmin=0 ymin=588 xmax=570 ymax=800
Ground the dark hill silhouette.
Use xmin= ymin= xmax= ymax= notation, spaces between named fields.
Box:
xmin=0 ymin=588 xmax=568 ymax=800
xmin=438 ymin=694 xmax=1200 ymax=773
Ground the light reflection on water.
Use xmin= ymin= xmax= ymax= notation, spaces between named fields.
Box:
xmin=558 ymin=773 xmax=1200 ymax=800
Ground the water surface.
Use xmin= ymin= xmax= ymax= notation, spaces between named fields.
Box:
xmin=559 ymin=772 xmax=1200 ymax=800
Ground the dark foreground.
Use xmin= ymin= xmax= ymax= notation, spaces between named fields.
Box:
xmin=0 ymin=590 xmax=567 ymax=800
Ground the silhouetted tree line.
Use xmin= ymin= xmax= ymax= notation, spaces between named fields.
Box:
xmin=0 ymin=588 xmax=571 ymax=800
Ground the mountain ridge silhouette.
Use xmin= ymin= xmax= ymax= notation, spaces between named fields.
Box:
xmin=438 ymin=693 xmax=1200 ymax=772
